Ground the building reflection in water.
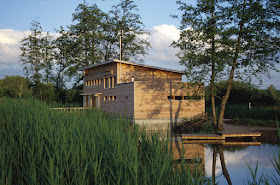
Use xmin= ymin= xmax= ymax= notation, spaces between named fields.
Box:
xmin=171 ymin=141 xmax=276 ymax=184
xmin=171 ymin=142 xmax=205 ymax=175
xmin=171 ymin=138 xmax=280 ymax=184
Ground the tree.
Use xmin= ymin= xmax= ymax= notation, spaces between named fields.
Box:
xmin=173 ymin=0 xmax=280 ymax=130
xmin=20 ymin=20 xmax=54 ymax=100
xmin=0 ymin=76 xmax=32 ymax=98
xmin=68 ymin=2 xmax=108 ymax=83
xmin=109 ymin=0 xmax=150 ymax=62
xmin=20 ymin=20 xmax=44 ymax=85
xmin=41 ymin=32 xmax=54 ymax=84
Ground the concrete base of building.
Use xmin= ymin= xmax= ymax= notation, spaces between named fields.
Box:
xmin=132 ymin=118 xmax=185 ymax=131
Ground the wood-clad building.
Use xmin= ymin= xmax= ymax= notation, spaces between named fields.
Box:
xmin=80 ymin=59 xmax=205 ymax=130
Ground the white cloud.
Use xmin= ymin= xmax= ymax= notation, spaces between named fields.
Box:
xmin=0 ymin=29 xmax=30 ymax=64
xmin=1 ymin=26 xmax=280 ymax=89
xmin=143 ymin=24 xmax=181 ymax=66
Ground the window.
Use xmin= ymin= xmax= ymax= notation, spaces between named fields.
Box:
xmin=168 ymin=95 xmax=202 ymax=101
xmin=114 ymin=96 xmax=116 ymax=100
xmin=104 ymin=78 xmax=108 ymax=89
xmin=114 ymin=77 xmax=117 ymax=86
xmin=110 ymin=77 xmax=113 ymax=88
xmin=125 ymin=96 xmax=128 ymax=100
xmin=175 ymin=96 xmax=183 ymax=100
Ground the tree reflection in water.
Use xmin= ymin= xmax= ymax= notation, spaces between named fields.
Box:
xmin=215 ymin=145 xmax=232 ymax=185
xmin=174 ymin=141 xmax=278 ymax=184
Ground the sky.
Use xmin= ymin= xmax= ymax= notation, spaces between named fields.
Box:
xmin=0 ymin=0 xmax=279 ymax=89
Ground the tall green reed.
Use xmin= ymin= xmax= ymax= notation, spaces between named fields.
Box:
xmin=0 ymin=97 xmax=206 ymax=185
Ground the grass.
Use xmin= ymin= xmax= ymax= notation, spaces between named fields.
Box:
xmin=0 ymin=97 xmax=209 ymax=185
xmin=206 ymin=104 xmax=280 ymax=127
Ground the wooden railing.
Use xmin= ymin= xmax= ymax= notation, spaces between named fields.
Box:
xmin=185 ymin=112 xmax=208 ymax=126
xmin=49 ymin=107 xmax=93 ymax=112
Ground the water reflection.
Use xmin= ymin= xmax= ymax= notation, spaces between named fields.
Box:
xmin=171 ymin=140 xmax=279 ymax=184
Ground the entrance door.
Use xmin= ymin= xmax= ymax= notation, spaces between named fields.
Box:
xmin=85 ymin=96 xmax=88 ymax=107
xmin=91 ymin=95 xmax=100 ymax=109
xmin=95 ymin=95 xmax=100 ymax=109
xmin=91 ymin=96 xmax=95 ymax=107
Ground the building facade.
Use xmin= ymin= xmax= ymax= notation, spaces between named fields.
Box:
xmin=80 ymin=59 xmax=205 ymax=130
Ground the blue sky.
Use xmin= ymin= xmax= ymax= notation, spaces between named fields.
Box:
xmin=0 ymin=0 xmax=182 ymax=31
xmin=0 ymin=0 xmax=279 ymax=89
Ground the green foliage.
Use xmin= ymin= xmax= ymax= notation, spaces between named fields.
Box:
xmin=68 ymin=2 xmax=108 ymax=82
xmin=109 ymin=0 xmax=151 ymax=62
xmin=20 ymin=20 xmax=53 ymax=85
xmin=0 ymin=75 xmax=32 ymax=98
xmin=0 ymin=98 xmax=208 ymax=185
xmin=205 ymin=80 xmax=279 ymax=106
xmin=198 ymin=122 xmax=216 ymax=134
xmin=173 ymin=0 xmax=280 ymax=129
xmin=222 ymin=105 xmax=280 ymax=121
xmin=19 ymin=1 xmax=151 ymax=87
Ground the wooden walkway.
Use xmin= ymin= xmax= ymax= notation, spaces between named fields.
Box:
xmin=182 ymin=131 xmax=261 ymax=140
xmin=182 ymin=140 xmax=261 ymax=146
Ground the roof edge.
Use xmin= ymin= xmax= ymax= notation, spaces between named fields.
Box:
xmin=78 ymin=59 xmax=183 ymax=74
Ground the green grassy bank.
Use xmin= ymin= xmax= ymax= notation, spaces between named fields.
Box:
xmin=0 ymin=98 xmax=206 ymax=185
xmin=206 ymin=105 xmax=280 ymax=127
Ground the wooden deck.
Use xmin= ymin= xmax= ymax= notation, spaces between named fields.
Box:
xmin=218 ymin=132 xmax=261 ymax=138
xmin=182 ymin=131 xmax=261 ymax=140
xmin=181 ymin=134 xmax=225 ymax=140
xmin=182 ymin=140 xmax=261 ymax=146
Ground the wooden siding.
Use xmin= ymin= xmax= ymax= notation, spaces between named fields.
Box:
xmin=84 ymin=82 xmax=134 ymax=118
xmin=134 ymin=81 xmax=205 ymax=119
xmin=84 ymin=62 xmax=117 ymax=86
xmin=118 ymin=63 xmax=182 ymax=83
xmin=100 ymin=83 xmax=134 ymax=118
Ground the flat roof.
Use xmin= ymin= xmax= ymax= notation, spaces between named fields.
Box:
xmin=78 ymin=59 xmax=183 ymax=74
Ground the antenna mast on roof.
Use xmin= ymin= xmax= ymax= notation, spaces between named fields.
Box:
xmin=119 ymin=30 xmax=122 ymax=60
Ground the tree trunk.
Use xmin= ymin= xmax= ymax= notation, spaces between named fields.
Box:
xmin=210 ymin=0 xmax=217 ymax=127
xmin=217 ymin=0 xmax=246 ymax=130
xmin=212 ymin=145 xmax=218 ymax=185
xmin=218 ymin=145 xmax=232 ymax=185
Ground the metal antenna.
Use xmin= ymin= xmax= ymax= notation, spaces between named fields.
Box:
xmin=119 ymin=30 xmax=122 ymax=60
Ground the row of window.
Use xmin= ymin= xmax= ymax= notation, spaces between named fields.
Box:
xmin=85 ymin=79 xmax=102 ymax=86
xmin=168 ymin=95 xmax=202 ymax=101
xmin=104 ymin=96 xmax=117 ymax=101
xmin=104 ymin=76 xmax=117 ymax=89
xmin=85 ymin=76 xmax=117 ymax=89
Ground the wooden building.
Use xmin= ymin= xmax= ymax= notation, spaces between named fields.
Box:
xmin=80 ymin=59 xmax=205 ymax=131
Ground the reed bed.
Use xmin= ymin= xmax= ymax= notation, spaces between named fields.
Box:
xmin=0 ymin=98 xmax=207 ymax=185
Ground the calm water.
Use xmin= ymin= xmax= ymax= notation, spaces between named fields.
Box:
xmin=204 ymin=143 xmax=279 ymax=184
xmin=172 ymin=141 xmax=279 ymax=184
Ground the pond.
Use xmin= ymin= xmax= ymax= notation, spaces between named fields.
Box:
xmin=171 ymin=140 xmax=279 ymax=184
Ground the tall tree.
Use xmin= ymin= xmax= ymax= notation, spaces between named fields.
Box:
xmin=110 ymin=0 xmax=150 ymax=62
xmin=20 ymin=20 xmax=45 ymax=100
xmin=68 ymin=2 xmax=108 ymax=83
xmin=173 ymin=0 xmax=280 ymax=130
xmin=41 ymin=32 xmax=54 ymax=83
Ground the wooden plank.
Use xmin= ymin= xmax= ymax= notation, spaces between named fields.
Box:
xmin=182 ymin=140 xmax=261 ymax=146
xmin=182 ymin=140 xmax=224 ymax=144
xmin=182 ymin=134 xmax=225 ymax=140
xmin=222 ymin=141 xmax=261 ymax=146
xmin=220 ymin=132 xmax=262 ymax=137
